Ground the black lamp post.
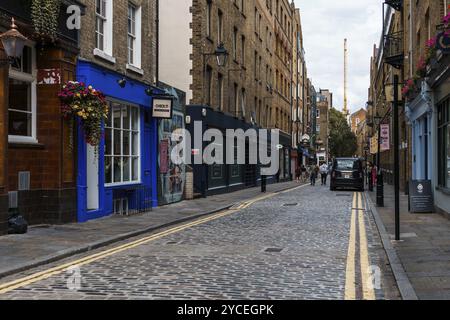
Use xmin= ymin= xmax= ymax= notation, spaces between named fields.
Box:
xmin=0 ymin=18 xmax=28 ymax=66
xmin=200 ymin=43 xmax=229 ymax=198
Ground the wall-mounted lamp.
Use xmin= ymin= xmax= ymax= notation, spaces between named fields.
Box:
xmin=117 ymin=78 xmax=127 ymax=88
xmin=201 ymin=108 xmax=207 ymax=117
xmin=0 ymin=18 xmax=28 ymax=66
xmin=185 ymin=115 xmax=191 ymax=125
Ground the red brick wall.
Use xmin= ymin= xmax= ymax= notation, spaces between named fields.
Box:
xmin=6 ymin=46 xmax=78 ymax=225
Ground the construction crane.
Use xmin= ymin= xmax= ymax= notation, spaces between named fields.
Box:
xmin=343 ymin=38 xmax=350 ymax=118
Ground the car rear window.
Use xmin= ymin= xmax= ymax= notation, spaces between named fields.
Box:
xmin=336 ymin=159 xmax=359 ymax=171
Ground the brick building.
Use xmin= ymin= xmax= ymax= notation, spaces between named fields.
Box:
xmin=366 ymin=0 xmax=450 ymax=214
xmin=0 ymin=0 xmax=84 ymax=234
xmin=316 ymin=89 xmax=332 ymax=165
xmin=188 ymin=0 xmax=306 ymax=195
xmin=350 ymin=108 xmax=367 ymax=135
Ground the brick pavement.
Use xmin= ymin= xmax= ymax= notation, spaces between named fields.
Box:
xmin=0 ymin=181 xmax=299 ymax=279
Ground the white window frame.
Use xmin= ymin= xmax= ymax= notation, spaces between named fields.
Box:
xmin=127 ymin=3 xmax=142 ymax=69
xmin=104 ymin=101 xmax=141 ymax=187
xmin=94 ymin=0 xmax=115 ymax=63
xmin=8 ymin=43 xmax=37 ymax=144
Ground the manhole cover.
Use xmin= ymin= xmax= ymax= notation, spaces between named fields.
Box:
xmin=265 ymin=248 xmax=284 ymax=253
xmin=283 ymin=203 xmax=298 ymax=207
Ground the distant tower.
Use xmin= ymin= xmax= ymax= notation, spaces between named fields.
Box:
xmin=343 ymin=39 xmax=350 ymax=118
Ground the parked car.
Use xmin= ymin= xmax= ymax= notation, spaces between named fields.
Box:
xmin=330 ymin=158 xmax=364 ymax=191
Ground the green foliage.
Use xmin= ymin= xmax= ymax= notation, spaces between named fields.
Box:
xmin=329 ymin=108 xmax=358 ymax=158
xmin=31 ymin=0 xmax=61 ymax=42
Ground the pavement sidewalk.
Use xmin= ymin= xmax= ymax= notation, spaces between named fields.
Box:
xmin=0 ymin=181 xmax=301 ymax=279
xmin=367 ymin=184 xmax=450 ymax=300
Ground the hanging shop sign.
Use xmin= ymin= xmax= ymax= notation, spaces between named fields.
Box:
xmin=370 ymin=135 xmax=378 ymax=155
xmin=152 ymin=98 xmax=173 ymax=119
xmin=380 ymin=124 xmax=390 ymax=152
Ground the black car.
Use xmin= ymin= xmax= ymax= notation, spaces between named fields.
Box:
xmin=330 ymin=158 xmax=364 ymax=191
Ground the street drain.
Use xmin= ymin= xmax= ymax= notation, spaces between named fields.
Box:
xmin=283 ymin=203 xmax=298 ymax=207
xmin=265 ymin=248 xmax=284 ymax=253
xmin=336 ymin=194 xmax=352 ymax=197
xmin=166 ymin=241 xmax=179 ymax=245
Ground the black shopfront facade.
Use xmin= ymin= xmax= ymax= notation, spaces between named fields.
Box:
xmin=186 ymin=106 xmax=281 ymax=196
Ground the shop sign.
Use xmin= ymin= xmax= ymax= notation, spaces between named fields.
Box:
xmin=152 ymin=98 xmax=173 ymax=119
xmin=37 ymin=69 xmax=61 ymax=85
xmin=409 ymin=180 xmax=434 ymax=213
xmin=370 ymin=135 xmax=378 ymax=155
xmin=380 ymin=124 xmax=390 ymax=152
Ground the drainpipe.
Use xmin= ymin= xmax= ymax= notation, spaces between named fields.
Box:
xmin=155 ymin=0 xmax=159 ymax=84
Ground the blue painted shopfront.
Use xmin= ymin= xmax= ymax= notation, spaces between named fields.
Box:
xmin=76 ymin=60 xmax=158 ymax=222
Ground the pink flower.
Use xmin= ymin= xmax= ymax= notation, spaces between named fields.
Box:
xmin=426 ymin=37 xmax=437 ymax=49
xmin=443 ymin=13 xmax=450 ymax=25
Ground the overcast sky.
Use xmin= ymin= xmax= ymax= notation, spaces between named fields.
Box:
xmin=295 ymin=0 xmax=383 ymax=113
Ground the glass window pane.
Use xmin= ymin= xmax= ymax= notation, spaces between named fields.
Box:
xmin=8 ymin=111 xmax=31 ymax=136
xmin=22 ymin=46 xmax=32 ymax=74
xmin=123 ymin=157 xmax=130 ymax=182
xmin=123 ymin=106 xmax=130 ymax=129
xmin=105 ymin=128 xmax=112 ymax=155
xmin=447 ymin=126 xmax=450 ymax=188
xmin=9 ymin=79 xmax=31 ymax=112
xmin=105 ymin=156 xmax=112 ymax=184
xmin=132 ymin=157 xmax=139 ymax=181
xmin=123 ymin=131 xmax=130 ymax=156
xmin=132 ymin=132 xmax=139 ymax=156
xmin=113 ymin=105 xmax=121 ymax=128
xmin=114 ymin=129 xmax=121 ymax=155
xmin=113 ymin=157 xmax=121 ymax=183
xmin=132 ymin=107 xmax=139 ymax=130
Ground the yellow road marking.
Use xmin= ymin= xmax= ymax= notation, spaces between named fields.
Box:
xmin=358 ymin=193 xmax=376 ymax=300
xmin=0 ymin=184 xmax=308 ymax=295
xmin=345 ymin=193 xmax=357 ymax=300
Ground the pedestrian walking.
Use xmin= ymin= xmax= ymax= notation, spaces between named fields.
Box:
xmin=295 ymin=166 xmax=301 ymax=182
xmin=320 ymin=162 xmax=329 ymax=186
xmin=301 ymin=165 xmax=307 ymax=182
xmin=310 ymin=165 xmax=319 ymax=186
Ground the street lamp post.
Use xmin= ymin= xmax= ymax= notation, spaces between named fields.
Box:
xmin=393 ymin=75 xmax=400 ymax=241
xmin=200 ymin=43 xmax=229 ymax=198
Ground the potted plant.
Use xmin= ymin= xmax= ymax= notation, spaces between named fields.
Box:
xmin=58 ymin=82 xmax=109 ymax=152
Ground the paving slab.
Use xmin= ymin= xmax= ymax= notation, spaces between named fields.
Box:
xmin=367 ymin=184 xmax=450 ymax=300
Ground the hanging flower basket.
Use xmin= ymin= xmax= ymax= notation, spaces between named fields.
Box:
xmin=31 ymin=0 xmax=61 ymax=43
xmin=58 ymin=82 xmax=109 ymax=148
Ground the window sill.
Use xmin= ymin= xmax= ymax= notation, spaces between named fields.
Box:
xmin=93 ymin=49 xmax=116 ymax=64
xmin=126 ymin=64 xmax=144 ymax=76
xmin=9 ymin=138 xmax=44 ymax=149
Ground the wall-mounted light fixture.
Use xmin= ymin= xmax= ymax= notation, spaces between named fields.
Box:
xmin=117 ymin=78 xmax=127 ymax=88
xmin=0 ymin=18 xmax=28 ymax=67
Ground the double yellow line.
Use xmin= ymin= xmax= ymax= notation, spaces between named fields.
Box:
xmin=0 ymin=184 xmax=308 ymax=295
xmin=345 ymin=192 xmax=376 ymax=300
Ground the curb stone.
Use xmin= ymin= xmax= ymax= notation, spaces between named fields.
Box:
xmin=0 ymin=183 xmax=303 ymax=280
xmin=365 ymin=192 xmax=419 ymax=301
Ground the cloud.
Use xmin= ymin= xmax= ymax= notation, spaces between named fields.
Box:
xmin=295 ymin=0 xmax=382 ymax=112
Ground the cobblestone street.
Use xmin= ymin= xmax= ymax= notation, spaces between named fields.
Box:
xmin=0 ymin=185 xmax=400 ymax=300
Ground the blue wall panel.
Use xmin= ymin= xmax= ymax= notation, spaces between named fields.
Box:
xmin=76 ymin=60 xmax=158 ymax=222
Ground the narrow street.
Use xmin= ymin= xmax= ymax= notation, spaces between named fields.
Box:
xmin=0 ymin=185 xmax=400 ymax=300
